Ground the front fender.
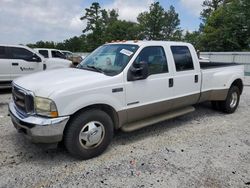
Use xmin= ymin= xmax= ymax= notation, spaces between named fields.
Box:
xmin=55 ymin=93 xmax=124 ymax=116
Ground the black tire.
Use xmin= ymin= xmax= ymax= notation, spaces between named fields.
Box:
xmin=218 ymin=86 xmax=240 ymax=114
xmin=64 ymin=109 xmax=114 ymax=160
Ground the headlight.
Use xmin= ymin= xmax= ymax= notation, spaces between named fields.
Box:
xmin=34 ymin=97 xmax=58 ymax=118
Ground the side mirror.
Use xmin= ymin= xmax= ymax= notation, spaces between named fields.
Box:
xmin=127 ymin=61 xmax=149 ymax=81
xmin=30 ymin=54 xmax=42 ymax=62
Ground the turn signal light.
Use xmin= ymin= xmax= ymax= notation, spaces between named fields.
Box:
xmin=50 ymin=111 xmax=58 ymax=118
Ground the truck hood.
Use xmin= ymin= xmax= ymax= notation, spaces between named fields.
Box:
xmin=13 ymin=68 xmax=109 ymax=97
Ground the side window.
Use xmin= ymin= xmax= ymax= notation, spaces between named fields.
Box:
xmin=38 ymin=50 xmax=49 ymax=58
xmin=65 ymin=52 xmax=73 ymax=58
xmin=52 ymin=50 xmax=65 ymax=59
xmin=171 ymin=46 xmax=194 ymax=71
xmin=134 ymin=46 xmax=168 ymax=75
xmin=0 ymin=46 xmax=7 ymax=59
xmin=10 ymin=47 xmax=33 ymax=61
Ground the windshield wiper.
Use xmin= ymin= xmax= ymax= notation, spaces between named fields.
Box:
xmin=87 ymin=65 xmax=105 ymax=74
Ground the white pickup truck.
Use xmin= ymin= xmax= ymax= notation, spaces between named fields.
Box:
xmin=34 ymin=48 xmax=65 ymax=59
xmin=34 ymin=48 xmax=73 ymax=66
xmin=0 ymin=45 xmax=72 ymax=88
xmin=9 ymin=41 xmax=244 ymax=159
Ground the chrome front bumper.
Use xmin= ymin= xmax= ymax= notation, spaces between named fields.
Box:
xmin=9 ymin=101 xmax=70 ymax=143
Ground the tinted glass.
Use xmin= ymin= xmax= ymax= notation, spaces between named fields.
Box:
xmin=52 ymin=50 xmax=66 ymax=59
xmin=171 ymin=46 xmax=194 ymax=71
xmin=10 ymin=47 xmax=33 ymax=60
xmin=134 ymin=46 xmax=168 ymax=75
xmin=38 ymin=50 xmax=49 ymax=58
xmin=0 ymin=46 xmax=7 ymax=59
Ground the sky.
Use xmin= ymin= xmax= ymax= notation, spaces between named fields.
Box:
xmin=0 ymin=0 xmax=204 ymax=45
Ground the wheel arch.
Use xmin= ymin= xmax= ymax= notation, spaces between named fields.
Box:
xmin=230 ymin=78 xmax=243 ymax=95
xmin=64 ymin=103 xmax=120 ymax=135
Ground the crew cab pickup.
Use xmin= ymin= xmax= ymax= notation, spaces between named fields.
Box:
xmin=34 ymin=48 xmax=66 ymax=59
xmin=0 ymin=45 xmax=72 ymax=88
xmin=9 ymin=41 xmax=244 ymax=159
xmin=34 ymin=48 xmax=72 ymax=66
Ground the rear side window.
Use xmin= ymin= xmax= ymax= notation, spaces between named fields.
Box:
xmin=10 ymin=47 xmax=33 ymax=60
xmin=0 ymin=46 xmax=7 ymax=59
xmin=38 ymin=50 xmax=49 ymax=58
xmin=52 ymin=50 xmax=65 ymax=59
xmin=134 ymin=46 xmax=168 ymax=75
xmin=171 ymin=46 xmax=194 ymax=71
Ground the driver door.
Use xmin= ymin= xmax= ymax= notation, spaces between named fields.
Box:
xmin=124 ymin=46 xmax=174 ymax=123
xmin=8 ymin=47 xmax=42 ymax=80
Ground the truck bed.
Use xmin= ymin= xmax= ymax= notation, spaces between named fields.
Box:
xmin=200 ymin=62 xmax=240 ymax=70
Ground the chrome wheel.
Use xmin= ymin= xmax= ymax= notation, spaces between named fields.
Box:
xmin=79 ymin=121 xmax=105 ymax=149
xmin=230 ymin=92 xmax=238 ymax=108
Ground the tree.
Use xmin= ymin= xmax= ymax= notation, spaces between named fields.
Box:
xmin=27 ymin=41 xmax=56 ymax=49
xmin=184 ymin=31 xmax=201 ymax=50
xmin=200 ymin=0 xmax=250 ymax=51
xmin=137 ymin=2 xmax=182 ymax=40
xmin=201 ymin=0 xmax=224 ymax=22
xmin=162 ymin=5 xmax=182 ymax=40
xmin=137 ymin=2 xmax=166 ymax=40
xmin=102 ymin=9 xmax=119 ymax=26
xmin=58 ymin=35 xmax=87 ymax=52
xmin=80 ymin=2 xmax=105 ymax=49
xmin=104 ymin=20 xmax=141 ymax=41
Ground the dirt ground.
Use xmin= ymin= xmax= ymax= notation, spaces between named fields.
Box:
xmin=0 ymin=78 xmax=249 ymax=188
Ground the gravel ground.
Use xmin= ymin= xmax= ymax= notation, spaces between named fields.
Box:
xmin=0 ymin=78 xmax=249 ymax=188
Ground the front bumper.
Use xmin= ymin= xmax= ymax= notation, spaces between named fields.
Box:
xmin=9 ymin=101 xmax=70 ymax=143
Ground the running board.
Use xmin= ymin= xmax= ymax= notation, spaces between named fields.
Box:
xmin=121 ymin=106 xmax=195 ymax=132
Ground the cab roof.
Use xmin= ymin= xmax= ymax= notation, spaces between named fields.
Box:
xmin=105 ymin=40 xmax=191 ymax=47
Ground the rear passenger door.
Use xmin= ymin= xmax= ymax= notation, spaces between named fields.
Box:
xmin=170 ymin=45 xmax=201 ymax=109
xmin=0 ymin=46 xmax=11 ymax=82
xmin=8 ymin=47 xmax=42 ymax=79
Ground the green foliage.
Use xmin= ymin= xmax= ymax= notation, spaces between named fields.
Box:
xmin=200 ymin=0 xmax=250 ymax=51
xmin=80 ymin=2 xmax=105 ymax=49
xmin=105 ymin=20 xmax=141 ymax=41
xmin=80 ymin=2 xmax=103 ymax=34
xmin=79 ymin=2 xmax=139 ymax=51
xmin=163 ymin=5 xmax=182 ymax=40
xmin=28 ymin=2 xmax=182 ymax=52
xmin=27 ymin=41 xmax=56 ymax=49
xmin=183 ymin=31 xmax=202 ymax=50
xmin=137 ymin=2 xmax=166 ymax=40
xmin=200 ymin=0 xmax=224 ymax=22
xmin=27 ymin=0 xmax=250 ymax=53
xmin=27 ymin=35 xmax=88 ymax=52
xmin=137 ymin=2 xmax=182 ymax=40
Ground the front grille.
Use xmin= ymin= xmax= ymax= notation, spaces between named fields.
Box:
xmin=12 ymin=85 xmax=34 ymax=114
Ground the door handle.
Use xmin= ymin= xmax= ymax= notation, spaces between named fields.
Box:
xmin=169 ymin=78 xmax=174 ymax=87
xmin=194 ymin=75 xmax=198 ymax=83
xmin=12 ymin=62 xmax=19 ymax=66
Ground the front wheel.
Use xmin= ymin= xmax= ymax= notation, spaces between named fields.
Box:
xmin=218 ymin=86 xmax=240 ymax=114
xmin=64 ymin=109 xmax=114 ymax=159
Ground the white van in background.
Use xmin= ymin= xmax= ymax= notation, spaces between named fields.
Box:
xmin=0 ymin=45 xmax=71 ymax=88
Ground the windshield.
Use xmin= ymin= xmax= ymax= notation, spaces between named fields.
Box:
xmin=77 ymin=44 xmax=139 ymax=76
